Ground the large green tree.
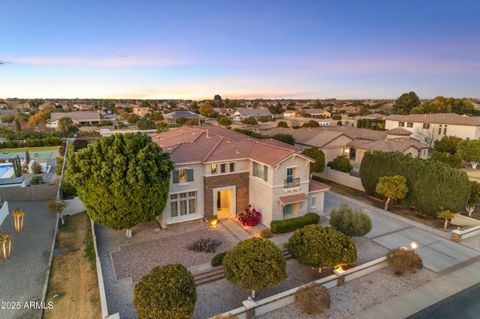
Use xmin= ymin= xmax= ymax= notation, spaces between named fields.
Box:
xmin=67 ymin=133 xmax=173 ymax=237
xmin=302 ymin=148 xmax=325 ymax=173
xmin=134 ymin=264 xmax=196 ymax=319
xmin=457 ymin=140 xmax=480 ymax=169
xmin=466 ymin=181 xmax=480 ymax=217
xmin=393 ymin=91 xmax=420 ymax=114
xmin=223 ymin=238 xmax=286 ymax=298
xmin=433 ymin=136 xmax=463 ymax=155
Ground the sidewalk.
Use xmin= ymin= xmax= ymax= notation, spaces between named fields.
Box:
xmin=350 ymin=260 xmax=480 ymax=319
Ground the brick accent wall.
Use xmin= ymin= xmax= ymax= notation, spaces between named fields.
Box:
xmin=204 ymin=172 xmax=249 ymax=219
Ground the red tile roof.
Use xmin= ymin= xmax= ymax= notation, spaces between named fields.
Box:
xmin=152 ymin=126 xmax=311 ymax=166
xmin=309 ymin=180 xmax=330 ymax=193
xmin=278 ymin=193 xmax=307 ymax=205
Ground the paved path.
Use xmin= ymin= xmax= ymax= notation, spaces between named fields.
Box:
xmin=407 ymin=282 xmax=480 ymax=319
xmin=325 ymin=191 xmax=479 ymax=273
xmin=0 ymin=201 xmax=57 ymax=319
xmin=350 ymin=261 xmax=480 ymax=319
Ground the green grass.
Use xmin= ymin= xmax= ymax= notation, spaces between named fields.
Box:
xmin=0 ymin=145 xmax=60 ymax=154
xmin=84 ymin=225 xmax=96 ymax=270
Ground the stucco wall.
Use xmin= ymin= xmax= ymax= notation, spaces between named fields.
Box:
xmin=314 ymin=167 xmax=365 ymax=191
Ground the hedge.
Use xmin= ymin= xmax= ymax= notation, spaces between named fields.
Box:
xmin=271 ymin=212 xmax=320 ymax=233
xmin=360 ymin=151 xmax=470 ymax=216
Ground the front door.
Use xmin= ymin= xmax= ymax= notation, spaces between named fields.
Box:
xmin=214 ymin=186 xmax=236 ymax=219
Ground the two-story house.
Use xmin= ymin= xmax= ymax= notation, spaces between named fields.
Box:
xmin=385 ymin=113 xmax=480 ymax=143
xmin=152 ymin=126 xmax=329 ymax=226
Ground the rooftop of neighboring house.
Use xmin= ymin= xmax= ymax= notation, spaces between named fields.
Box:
xmin=234 ymin=107 xmax=272 ymax=117
xmin=386 ymin=127 xmax=412 ymax=136
xmin=163 ymin=111 xmax=205 ymax=119
xmin=385 ymin=113 xmax=480 ymax=126
xmin=50 ymin=111 xmax=101 ymax=122
xmin=348 ymin=138 xmax=430 ymax=152
xmin=152 ymin=125 xmax=309 ymax=166
xmin=302 ymin=109 xmax=331 ymax=115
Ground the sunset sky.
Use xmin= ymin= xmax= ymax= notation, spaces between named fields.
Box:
xmin=1 ymin=0 xmax=479 ymax=99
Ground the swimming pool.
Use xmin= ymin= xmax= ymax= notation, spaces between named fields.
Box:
xmin=0 ymin=164 xmax=13 ymax=178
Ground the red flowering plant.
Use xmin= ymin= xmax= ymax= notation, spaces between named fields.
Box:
xmin=238 ymin=205 xmax=261 ymax=226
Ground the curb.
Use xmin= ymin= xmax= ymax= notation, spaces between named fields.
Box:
xmin=40 ymin=214 xmax=59 ymax=319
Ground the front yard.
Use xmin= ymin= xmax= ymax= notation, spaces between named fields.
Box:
xmin=44 ymin=213 xmax=101 ymax=319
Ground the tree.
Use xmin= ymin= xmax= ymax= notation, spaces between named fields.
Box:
xmin=466 ymin=181 xmax=480 ymax=217
xmin=430 ymin=151 xmax=462 ymax=168
xmin=223 ymin=238 xmax=286 ymax=298
xmin=438 ymin=210 xmax=454 ymax=230
xmin=58 ymin=117 xmax=74 ymax=134
xmin=213 ymin=94 xmax=223 ymax=108
xmin=137 ymin=118 xmax=156 ymax=130
xmin=199 ymin=103 xmax=214 ymax=117
xmin=268 ymin=102 xmax=284 ymax=115
xmin=288 ymin=225 xmax=356 ymax=271
xmin=302 ymin=148 xmax=325 ymax=173
xmin=27 ymin=111 xmax=48 ymax=128
xmin=330 ymin=204 xmax=372 ymax=236
xmin=258 ymin=116 xmax=270 ymax=123
xmin=302 ymin=120 xmax=320 ymax=128
xmin=31 ymin=161 xmax=42 ymax=174
xmin=375 ymin=175 xmax=409 ymax=210
xmin=67 ymin=133 xmax=173 ymax=237
xmin=457 ymin=140 xmax=480 ymax=169
xmin=327 ymin=155 xmax=352 ymax=173
xmin=393 ymin=91 xmax=420 ymax=114
xmin=434 ymin=136 xmax=463 ymax=155
xmin=48 ymin=199 xmax=66 ymax=225
xmin=134 ymin=264 xmax=196 ymax=319
xmin=216 ymin=115 xmax=232 ymax=127
xmin=242 ymin=117 xmax=258 ymax=125
xmin=25 ymin=149 xmax=31 ymax=165
xmin=271 ymin=133 xmax=295 ymax=145
xmin=12 ymin=156 xmax=22 ymax=177
xmin=277 ymin=121 xmax=288 ymax=128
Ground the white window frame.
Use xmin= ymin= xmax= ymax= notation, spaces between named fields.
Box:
xmin=170 ymin=191 xmax=197 ymax=218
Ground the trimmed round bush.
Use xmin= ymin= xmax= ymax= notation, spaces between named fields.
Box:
xmin=288 ymin=225 xmax=357 ymax=269
xmin=270 ymin=212 xmax=320 ymax=234
xmin=386 ymin=248 xmax=423 ymax=275
xmin=211 ymin=251 xmax=227 ymax=267
xmin=295 ymin=282 xmax=330 ymax=315
xmin=259 ymin=228 xmax=272 ymax=238
xmin=133 ymin=264 xmax=196 ymax=319
xmin=330 ymin=204 xmax=372 ymax=237
xmin=327 ymin=155 xmax=352 ymax=173
xmin=223 ymin=238 xmax=286 ymax=292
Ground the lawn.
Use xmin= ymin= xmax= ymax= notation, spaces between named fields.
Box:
xmin=463 ymin=168 xmax=480 ymax=182
xmin=0 ymin=145 xmax=60 ymax=154
xmin=44 ymin=213 xmax=101 ymax=319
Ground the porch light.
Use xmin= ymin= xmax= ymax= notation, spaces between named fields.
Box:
xmin=0 ymin=232 xmax=12 ymax=260
xmin=209 ymin=216 xmax=218 ymax=228
xmin=12 ymin=209 xmax=25 ymax=234
xmin=334 ymin=266 xmax=345 ymax=275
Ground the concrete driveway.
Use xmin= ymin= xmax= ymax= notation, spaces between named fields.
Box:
xmin=0 ymin=201 xmax=57 ymax=319
xmin=325 ymin=191 xmax=480 ymax=273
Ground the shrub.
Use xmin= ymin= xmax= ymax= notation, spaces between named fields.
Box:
xmin=30 ymin=175 xmax=44 ymax=185
xmin=360 ymin=151 xmax=470 ymax=216
xmin=242 ymin=117 xmax=258 ymax=125
xmin=188 ymin=238 xmax=222 ymax=253
xmin=223 ymin=238 xmax=286 ymax=294
xmin=430 ymin=151 xmax=462 ymax=168
xmin=31 ymin=161 xmax=42 ymax=174
xmin=134 ymin=264 xmax=196 ymax=319
xmin=295 ymin=283 xmax=331 ymax=315
xmin=238 ymin=205 xmax=261 ymax=226
xmin=277 ymin=121 xmax=288 ymax=128
xmin=55 ymin=156 xmax=64 ymax=175
xmin=330 ymin=204 xmax=372 ymax=236
xmin=211 ymin=251 xmax=227 ymax=267
xmin=259 ymin=228 xmax=272 ymax=238
xmin=288 ymin=225 xmax=357 ymax=269
xmin=61 ymin=174 xmax=76 ymax=197
xmin=270 ymin=212 xmax=320 ymax=234
xmin=258 ymin=116 xmax=270 ymax=123
xmin=271 ymin=133 xmax=295 ymax=145
xmin=327 ymin=155 xmax=352 ymax=173
xmin=302 ymin=148 xmax=325 ymax=173
xmin=386 ymin=248 xmax=423 ymax=275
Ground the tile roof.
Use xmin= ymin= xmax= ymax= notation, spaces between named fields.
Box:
xmin=153 ymin=126 xmax=309 ymax=166
xmin=386 ymin=127 xmax=412 ymax=136
xmin=50 ymin=111 xmax=101 ymax=122
xmin=309 ymin=180 xmax=330 ymax=193
xmin=385 ymin=113 xmax=480 ymax=126
xmin=164 ymin=111 xmax=205 ymax=119
xmin=348 ymin=138 xmax=430 ymax=152
xmin=278 ymin=193 xmax=307 ymax=205
xmin=234 ymin=107 xmax=272 ymax=117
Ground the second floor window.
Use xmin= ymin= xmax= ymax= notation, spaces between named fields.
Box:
xmin=221 ymin=163 xmax=226 ymax=173
xmin=286 ymin=168 xmax=295 ymax=182
xmin=253 ymin=162 xmax=268 ymax=181
xmin=230 ymin=163 xmax=235 ymax=172
xmin=172 ymin=168 xmax=194 ymax=184
xmin=399 ymin=121 xmax=405 ymax=127
xmin=407 ymin=122 xmax=413 ymax=128
xmin=423 ymin=123 xmax=430 ymax=129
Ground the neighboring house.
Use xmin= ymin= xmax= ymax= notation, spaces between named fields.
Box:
xmin=283 ymin=110 xmax=297 ymax=118
xmin=346 ymin=128 xmax=430 ymax=166
xmin=152 ymin=126 xmax=330 ymax=226
xmin=233 ymin=107 xmax=272 ymax=121
xmin=132 ymin=106 xmax=150 ymax=117
xmin=302 ymin=109 xmax=331 ymax=118
xmin=47 ymin=111 xmax=101 ymax=128
xmin=163 ymin=111 xmax=206 ymax=124
xmin=385 ymin=113 xmax=480 ymax=143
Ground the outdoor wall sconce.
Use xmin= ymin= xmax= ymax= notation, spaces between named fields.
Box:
xmin=0 ymin=232 xmax=12 ymax=260
xmin=12 ymin=209 xmax=25 ymax=234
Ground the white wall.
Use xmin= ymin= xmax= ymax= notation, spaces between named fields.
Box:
xmin=308 ymin=192 xmax=325 ymax=215
xmin=385 ymin=120 xmax=479 ymax=141
xmin=0 ymin=201 xmax=9 ymax=226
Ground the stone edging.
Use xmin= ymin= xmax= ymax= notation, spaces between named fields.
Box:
xmin=40 ymin=215 xmax=59 ymax=319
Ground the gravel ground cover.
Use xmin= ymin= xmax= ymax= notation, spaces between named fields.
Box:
xmin=260 ymin=268 xmax=436 ymax=319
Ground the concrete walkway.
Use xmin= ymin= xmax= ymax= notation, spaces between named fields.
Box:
xmin=220 ymin=218 xmax=251 ymax=241
xmin=350 ymin=261 xmax=480 ymax=319
xmin=0 ymin=201 xmax=57 ymax=319
xmin=325 ymin=191 xmax=480 ymax=273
